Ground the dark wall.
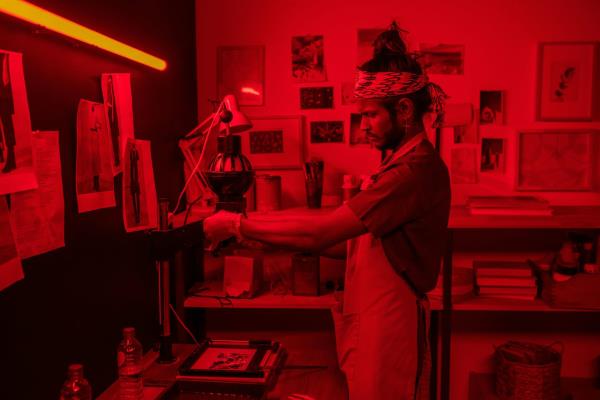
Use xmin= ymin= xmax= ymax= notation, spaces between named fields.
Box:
xmin=0 ymin=1 xmax=197 ymax=398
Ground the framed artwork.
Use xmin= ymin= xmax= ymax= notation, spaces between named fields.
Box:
xmin=310 ymin=120 xmax=344 ymax=143
xmin=516 ymin=130 xmax=595 ymax=191
xmin=419 ymin=43 xmax=465 ymax=75
xmin=357 ymin=28 xmax=385 ymax=66
xmin=480 ymin=137 xmax=506 ymax=173
xmin=291 ymin=35 xmax=326 ymax=82
xmin=217 ymin=46 xmax=265 ymax=106
xmin=451 ymin=146 xmax=478 ymax=184
xmin=341 ymin=82 xmax=356 ymax=105
xmin=300 ymin=87 xmax=333 ymax=109
xmin=349 ymin=113 xmax=369 ymax=145
xmin=536 ymin=42 xmax=597 ymax=121
xmin=479 ymin=90 xmax=504 ymax=125
xmin=242 ymin=116 xmax=304 ymax=170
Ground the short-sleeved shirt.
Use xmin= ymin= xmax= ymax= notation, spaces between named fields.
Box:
xmin=346 ymin=138 xmax=451 ymax=296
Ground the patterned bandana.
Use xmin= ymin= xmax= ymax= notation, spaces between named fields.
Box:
xmin=354 ymin=70 xmax=448 ymax=126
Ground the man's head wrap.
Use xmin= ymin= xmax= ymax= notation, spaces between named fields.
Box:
xmin=354 ymin=70 xmax=448 ymax=127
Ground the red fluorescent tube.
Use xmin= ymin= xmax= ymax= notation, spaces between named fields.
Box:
xmin=0 ymin=0 xmax=167 ymax=71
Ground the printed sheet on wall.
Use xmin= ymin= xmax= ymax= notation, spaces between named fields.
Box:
xmin=0 ymin=197 xmax=23 ymax=292
xmin=101 ymin=73 xmax=135 ymax=176
xmin=0 ymin=50 xmax=38 ymax=195
xmin=9 ymin=131 xmax=64 ymax=259
xmin=76 ymin=99 xmax=116 ymax=213
xmin=122 ymin=139 xmax=157 ymax=232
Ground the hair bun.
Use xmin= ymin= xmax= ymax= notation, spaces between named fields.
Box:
xmin=373 ymin=21 xmax=407 ymax=57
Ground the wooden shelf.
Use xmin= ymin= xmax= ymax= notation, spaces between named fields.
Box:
xmin=430 ymin=295 xmax=600 ymax=312
xmin=469 ymin=372 xmax=600 ymax=400
xmin=185 ymin=283 xmax=338 ymax=310
xmin=449 ymin=205 xmax=600 ymax=230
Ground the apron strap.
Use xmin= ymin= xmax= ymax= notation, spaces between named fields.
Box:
xmin=414 ymin=296 xmax=430 ymax=400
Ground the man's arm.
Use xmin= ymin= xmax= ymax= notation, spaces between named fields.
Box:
xmin=239 ymin=204 xmax=366 ymax=253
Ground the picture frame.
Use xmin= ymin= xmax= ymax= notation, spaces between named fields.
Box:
xmin=516 ymin=130 xmax=596 ymax=191
xmin=310 ymin=120 xmax=344 ymax=144
xmin=299 ymin=86 xmax=333 ymax=109
xmin=242 ymin=115 xmax=304 ymax=170
xmin=217 ymin=45 xmax=265 ymax=106
xmin=479 ymin=90 xmax=504 ymax=125
xmin=536 ymin=42 xmax=598 ymax=121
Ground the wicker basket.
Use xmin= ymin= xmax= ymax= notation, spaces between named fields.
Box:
xmin=495 ymin=341 xmax=562 ymax=400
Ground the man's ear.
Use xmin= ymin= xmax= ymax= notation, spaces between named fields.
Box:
xmin=395 ymin=98 xmax=415 ymax=120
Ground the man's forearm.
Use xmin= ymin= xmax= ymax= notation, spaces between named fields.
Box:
xmin=239 ymin=217 xmax=323 ymax=252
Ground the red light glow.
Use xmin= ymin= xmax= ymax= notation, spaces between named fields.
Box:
xmin=0 ymin=0 xmax=167 ymax=71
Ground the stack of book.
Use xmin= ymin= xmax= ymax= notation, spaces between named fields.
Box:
xmin=429 ymin=267 xmax=474 ymax=304
xmin=466 ymin=195 xmax=552 ymax=216
xmin=474 ymin=261 xmax=538 ymax=301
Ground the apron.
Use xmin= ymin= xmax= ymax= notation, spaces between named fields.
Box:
xmin=333 ymin=133 xmax=431 ymax=400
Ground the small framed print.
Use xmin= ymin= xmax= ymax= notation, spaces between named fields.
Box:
xmin=479 ymin=90 xmax=504 ymax=125
xmin=480 ymin=137 xmax=506 ymax=173
xmin=516 ymin=130 xmax=596 ymax=191
xmin=217 ymin=46 xmax=265 ymax=106
xmin=300 ymin=87 xmax=333 ymax=109
xmin=242 ymin=116 xmax=304 ymax=170
xmin=310 ymin=120 xmax=344 ymax=144
xmin=536 ymin=42 xmax=598 ymax=121
xmin=349 ymin=113 xmax=369 ymax=145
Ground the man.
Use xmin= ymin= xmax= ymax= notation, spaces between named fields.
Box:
xmin=204 ymin=23 xmax=451 ymax=399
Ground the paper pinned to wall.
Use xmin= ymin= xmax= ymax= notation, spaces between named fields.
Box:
xmin=76 ymin=99 xmax=115 ymax=213
xmin=0 ymin=50 xmax=38 ymax=195
xmin=122 ymin=138 xmax=157 ymax=232
xmin=101 ymin=73 xmax=135 ymax=176
xmin=9 ymin=131 xmax=64 ymax=259
xmin=0 ymin=196 xmax=23 ymax=292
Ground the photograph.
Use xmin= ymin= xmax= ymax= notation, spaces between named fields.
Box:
xmin=517 ymin=130 xmax=594 ymax=191
xmin=0 ymin=50 xmax=37 ymax=195
xmin=191 ymin=347 xmax=257 ymax=372
xmin=451 ymin=146 xmax=478 ymax=184
xmin=479 ymin=90 xmax=504 ymax=125
xmin=419 ymin=43 xmax=465 ymax=75
xmin=349 ymin=113 xmax=369 ymax=145
xmin=242 ymin=116 xmax=304 ymax=169
xmin=217 ymin=45 xmax=265 ymax=106
xmin=480 ymin=138 xmax=505 ymax=173
xmin=537 ymin=42 xmax=597 ymax=121
xmin=310 ymin=120 xmax=344 ymax=143
xmin=341 ymin=81 xmax=356 ymax=105
xmin=357 ymin=28 xmax=385 ymax=66
xmin=292 ymin=35 xmax=326 ymax=82
xmin=300 ymin=86 xmax=334 ymax=109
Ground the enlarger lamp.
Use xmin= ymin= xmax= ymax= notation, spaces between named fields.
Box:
xmin=179 ymin=94 xmax=255 ymax=214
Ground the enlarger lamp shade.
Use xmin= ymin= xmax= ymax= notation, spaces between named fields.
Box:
xmin=219 ymin=94 xmax=252 ymax=134
xmin=206 ymin=135 xmax=255 ymax=213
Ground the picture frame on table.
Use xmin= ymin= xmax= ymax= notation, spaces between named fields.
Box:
xmin=536 ymin=42 xmax=598 ymax=121
xmin=217 ymin=45 xmax=265 ymax=106
xmin=242 ymin=115 xmax=304 ymax=170
xmin=516 ymin=130 xmax=596 ymax=191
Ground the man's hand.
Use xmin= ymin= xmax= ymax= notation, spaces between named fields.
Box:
xmin=203 ymin=210 xmax=242 ymax=250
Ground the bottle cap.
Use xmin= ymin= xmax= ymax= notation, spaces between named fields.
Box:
xmin=123 ymin=327 xmax=136 ymax=336
xmin=68 ymin=364 xmax=84 ymax=377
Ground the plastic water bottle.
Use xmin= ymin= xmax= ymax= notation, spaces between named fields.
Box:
xmin=59 ymin=364 xmax=92 ymax=400
xmin=117 ymin=327 xmax=144 ymax=399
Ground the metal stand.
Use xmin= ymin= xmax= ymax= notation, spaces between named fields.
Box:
xmin=157 ymin=199 xmax=176 ymax=364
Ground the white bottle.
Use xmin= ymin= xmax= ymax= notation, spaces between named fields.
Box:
xmin=117 ymin=327 xmax=143 ymax=400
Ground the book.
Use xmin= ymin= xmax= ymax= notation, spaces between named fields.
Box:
xmin=467 ymin=195 xmax=550 ymax=209
xmin=469 ymin=207 xmax=553 ymax=216
xmin=477 ymin=293 xmax=537 ymax=301
xmin=478 ymin=286 xmax=537 ymax=296
xmin=474 ymin=261 xmax=533 ymax=277
xmin=467 ymin=195 xmax=552 ymax=216
xmin=476 ymin=276 xmax=537 ymax=287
